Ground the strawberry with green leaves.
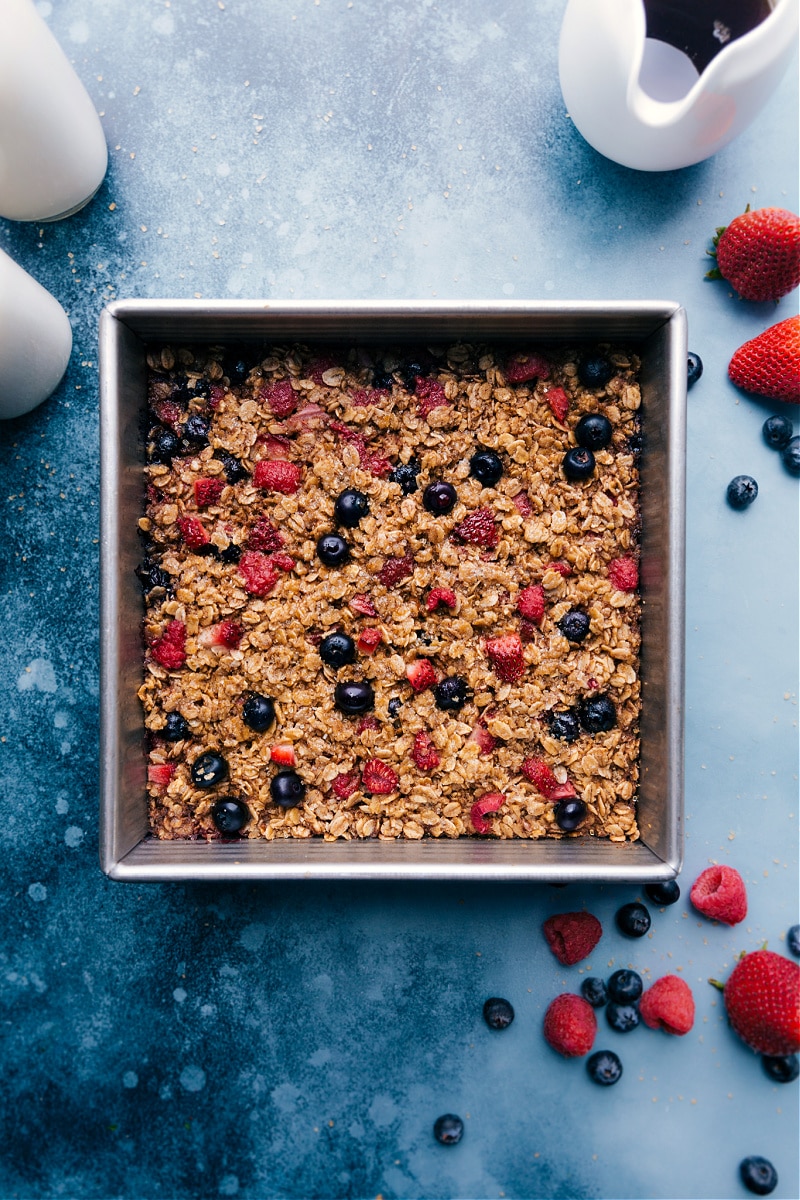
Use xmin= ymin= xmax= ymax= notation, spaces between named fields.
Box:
xmin=707 ymin=205 xmax=800 ymax=302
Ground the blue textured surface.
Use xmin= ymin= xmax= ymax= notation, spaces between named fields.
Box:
xmin=0 ymin=2 xmax=798 ymax=1198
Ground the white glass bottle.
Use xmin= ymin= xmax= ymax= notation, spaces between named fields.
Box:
xmin=0 ymin=0 xmax=108 ymax=221
xmin=0 ymin=247 xmax=72 ymax=419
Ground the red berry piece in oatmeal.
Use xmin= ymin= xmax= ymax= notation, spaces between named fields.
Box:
xmin=261 ymin=378 xmax=297 ymax=417
xmin=331 ymin=771 xmax=360 ymax=799
xmin=412 ymin=731 xmax=440 ymax=771
xmin=269 ymin=552 xmax=295 ymax=573
xmin=177 ymin=516 xmax=210 ymax=551
xmin=416 ymin=377 xmax=449 ymax=418
xmin=608 ymin=557 xmax=639 ymax=591
xmin=467 ymin=720 xmax=496 ymax=755
xmin=357 ymin=628 xmax=383 ymax=655
xmin=150 ymin=620 xmax=186 ymax=670
xmin=521 ymin=757 xmax=577 ymax=801
xmin=198 ymin=620 xmax=243 ymax=650
xmin=547 ymin=386 xmax=570 ymax=423
xmin=247 ymin=517 xmax=285 ymax=553
xmin=379 ymin=555 xmax=414 ymax=588
xmin=547 ymin=560 xmax=573 ymax=576
xmin=258 ymin=433 xmax=293 ymax=459
xmin=253 ymin=459 xmax=302 ymax=494
xmin=512 ymin=490 xmax=533 ymax=517
xmin=194 ymin=478 xmax=224 ymax=508
xmin=362 ymin=759 xmax=399 ymax=795
xmin=351 ymin=387 xmax=389 ymax=407
xmin=357 ymin=716 xmax=380 ymax=733
xmin=470 ymin=792 xmax=505 ymax=834
xmin=426 ymin=587 xmax=457 ymax=612
xmin=485 ymin=633 xmax=525 ymax=683
xmin=517 ymin=585 xmax=545 ymax=623
xmin=238 ymin=551 xmax=280 ymax=597
xmin=505 ymin=351 xmax=550 ymax=384
xmin=147 ymin=762 xmax=176 ymax=788
xmin=349 ymin=593 xmax=377 ymax=618
xmin=452 ymin=508 xmax=498 ymax=549
xmin=406 ymin=660 xmax=438 ymax=693
xmin=270 ymin=744 xmax=297 ymax=767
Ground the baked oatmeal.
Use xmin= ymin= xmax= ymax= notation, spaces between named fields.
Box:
xmin=137 ymin=341 xmax=642 ymax=843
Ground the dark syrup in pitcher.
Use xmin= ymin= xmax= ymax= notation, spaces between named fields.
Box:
xmin=644 ymin=0 xmax=775 ymax=72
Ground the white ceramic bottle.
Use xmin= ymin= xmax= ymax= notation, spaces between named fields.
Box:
xmin=0 ymin=248 xmax=72 ymax=419
xmin=0 ymin=0 xmax=108 ymax=221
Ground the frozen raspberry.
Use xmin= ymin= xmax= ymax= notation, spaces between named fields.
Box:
xmin=543 ymin=994 xmax=597 ymax=1057
xmin=198 ymin=620 xmax=243 ymax=649
xmin=543 ymin=911 xmax=603 ymax=966
xmin=349 ymin=593 xmax=377 ymax=618
xmin=379 ymin=555 xmax=414 ymax=588
xmin=485 ymin=633 xmax=525 ymax=683
xmin=177 ymin=516 xmax=210 ymax=550
xmin=193 ymin=478 xmax=224 ymax=508
xmin=269 ymin=552 xmax=295 ymax=573
xmin=151 ymin=620 xmax=186 ymax=670
xmin=639 ymin=975 xmax=695 ymax=1035
xmin=452 ymin=508 xmax=498 ymax=549
xmin=331 ymin=771 xmax=359 ymax=799
xmin=238 ymin=551 xmax=280 ymax=597
xmin=470 ymin=792 xmax=505 ymax=834
xmin=416 ymin=377 xmax=449 ymax=417
xmin=467 ymin=720 xmax=496 ymax=755
xmin=690 ymin=864 xmax=748 ymax=925
xmin=357 ymin=628 xmax=383 ymax=654
xmin=505 ymin=351 xmax=550 ymax=384
xmin=247 ymin=517 xmax=285 ymax=553
xmin=261 ymin=378 xmax=297 ymax=417
xmin=608 ymin=557 xmax=639 ymax=592
xmin=362 ymin=759 xmax=398 ymax=795
xmin=412 ymin=731 xmax=440 ymax=771
xmin=270 ymin=744 xmax=297 ymax=767
xmin=547 ymin=386 xmax=570 ymax=422
xmin=517 ymin=585 xmax=545 ymax=623
xmin=147 ymin=762 xmax=176 ymax=788
xmin=512 ymin=490 xmax=533 ymax=517
xmin=253 ymin=459 xmax=302 ymax=494
xmin=406 ymin=660 xmax=438 ymax=692
xmin=426 ymin=587 xmax=457 ymax=612
xmin=521 ymin=758 xmax=576 ymax=802
xmin=547 ymin=561 xmax=573 ymax=577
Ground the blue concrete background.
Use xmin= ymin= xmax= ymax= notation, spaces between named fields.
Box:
xmin=0 ymin=2 xmax=798 ymax=1198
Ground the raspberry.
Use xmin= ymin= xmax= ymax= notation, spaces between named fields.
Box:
xmin=269 ymin=552 xmax=295 ymax=573
xmin=331 ymin=771 xmax=359 ymax=799
xmin=238 ymin=551 xmax=280 ymax=597
xmin=543 ymin=994 xmax=597 ymax=1057
xmin=519 ymin=620 xmax=538 ymax=643
xmin=147 ymin=762 xmax=176 ymax=788
xmin=521 ymin=757 xmax=577 ymax=801
xmin=308 ymin=356 xmax=336 ymax=384
xmin=349 ymin=593 xmax=377 ymax=617
xmin=270 ymin=744 xmax=297 ymax=767
xmin=505 ymin=351 xmax=550 ymax=384
xmin=247 ymin=517 xmax=284 ymax=553
xmin=543 ymin=911 xmax=603 ymax=966
xmin=177 ymin=516 xmax=210 ymax=550
xmin=261 ymin=378 xmax=297 ymax=417
xmin=258 ymin=433 xmax=292 ymax=459
xmin=512 ymin=490 xmax=533 ymax=517
xmin=608 ymin=557 xmax=639 ymax=591
xmin=151 ymin=620 xmax=186 ymax=670
xmin=690 ymin=864 xmax=748 ymax=925
xmin=546 ymin=560 xmax=573 ymax=577
xmin=412 ymin=731 xmax=440 ymax=771
xmin=406 ymin=659 xmax=438 ymax=693
xmin=362 ymin=759 xmax=398 ymax=795
xmin=351 ymin=387 xmax=389 ymax=407
xmin=547 ymin=386 xmax=570 ymax=422
xmin=639 ymin=975 xmax=695 ymax=1036
xmin=152 ymin=398 xmax=183 ymax=427
xmin=470 ymin=792 xmax=505 ymax=834
xmin=208 ymin=384 xmax=226 ymax=409
xmin=357 ymin=628 xmax=383 ymax=654
xmin=426 ymin=587 xmax=457 ymax=612
xmin=253 ymin=459 xmax=302 ymax=494
xmin=452 ymin=508 xmax=498 ymax=549
xmin=416 ymin=377 xmax=449 ymax=417
xmin=198 ymin=620 xmax=243 ymax=649
xmin=361 ymin=450 xmax=393 ymax=478
xmin=467 ymin=721 xmax=496 ymax=755
xmin=485 ymin=633 xmax=525 ymax=683
xmin=193 ymin=478 xmax=224 ymax=508
xmin=379 ymin=555 xmax=414 ymax=588
xmin=517 ymin=585 xmax=545 ymax=623
xmin=357 ymin=716 xmax=380 ymax=733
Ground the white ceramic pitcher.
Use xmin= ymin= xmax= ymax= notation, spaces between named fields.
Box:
xmin=559 ymin=0 xmax=799 ymax=171
xmin=0 ymin=248 xmax=72 ymax=419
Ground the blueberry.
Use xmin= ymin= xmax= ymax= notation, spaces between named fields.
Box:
xmin=645 ymin=879 xmax=681 ymax=906
xmin=727 ymin=474 xmax=758 ymax=509
xmin=317 ymin=533 xmax=350 ymax=567
xmin=423 ymin=481 xmax=458 ymax=515
xmin=739 ymin=1156 xmax=778 ymax=1196
xmin=192 ymin=378 xmax=212 ymax=399
xmin=372 ymin=368 xmax=395 ymax=390
xmin=135 ymin=560 xmax=172 ymax=594
xmin=575 ymin=413 xmax=613 ymax=450
xmin=687 ymin=352 xmax=703 ymax=388
xmin=434 ymin=676 xmax=469 ymax=712
xmin=270 ymin=770 xmax=306 ymax=808
xmin=586 ymin=1050 xmax=623 ymax=1086
xmin=319 ymin=632 xmax=356 ymax=669
xmin=579 ymin=694 xmax=617 ymax=734
xmin=788 ymin=925 xmax=800 ymax=958
xmin=606 ymin=1002 xmax=640 ymax=1033
xmin=615 ymin=902 xmax=651 ymax=938
xmin=389 ymin=459 xmax=420 ymax=495
xmin=557 ymin=609 xmax=591 ymax=643
xmin=162 ymin=712 xmax=189 ymax=742
xmin=334 ymin=680 xmax=375 ymax=715
xmin=433 ymin=1114 xmax=463 ymax=1146
xmin=548 ymin=709 xmax=581 ymax=743
xmin=215 ymin=450 xmax=249 ymax=483
xmin=387 ymin=697 xmax=403 ymax=719
xmin=578 ymin=356 xmax=614 ymax=389
xmin=628 ymin=432 xmax=643 ymax=459
xmin=762 ymin=415 xmax=793 ymax=450
xmin=483 ymin=997 xmax=515 ymax=1030
xmin=554 ymin=797 xmax=587 ymax=832
xmin=183 ymin=414 xmax=210 ymax=447
xmin=762 ymin=1053 xmax=799 ymax=1084
xmin=334 ymin=488 xmax=370 ymax=528
xmin=403 ymin=361 xmax=426 ymax=391
xmin=782 ymin=436 xmax=800 ymax=475
xmin=607 ymin=969 xmax=643 ymax=1004
xmin=242 ymin=693 xmax=276 ymax=733
xmin=211 ymin=796 xmax=250 ymax=834
xmin=191 ymin=751 xmax=229 ymax=789
xmin=219 ymin=543 xmax=242 ymax=564
xmin=149 ymin=426 xmax=181 ymax=463
xmin=562 ymin=447 xmax=596 ymax=481
xmin=224 ymin=357 xmax=249 ymax=384
xmin=470 ymin=447 xmax=504 ymax=487
xmin=581 ymin=977 xmax=608 ymax=1008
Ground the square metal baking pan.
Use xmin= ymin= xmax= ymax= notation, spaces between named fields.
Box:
xmin=99 ymin=300 xmax=685 ymax=882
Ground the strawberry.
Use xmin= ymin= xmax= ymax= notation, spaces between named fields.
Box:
xmin=331 ymin=771 xmax=359 ymax=799
xmin=258 ymin=433 xmax=293 ymax=459
xmin=270 ymin=743 xmax=296 ymax=767
xmin=690 ymin=864 xmax=747 ymax=925
xmin=349 ymin=593 xmax=378 ymax=618
xmin=547 ymin=386 xmax=570 ymax=423
xmin=253 ymin=459 xmax=302 ymax=494
xmin=517 ymin=584 xmax=545 ymax=623
xmin=467 ymin=720 xmax=496 ymax=755
xmin=543 ymin=994 xmax=596 ymax=1057
xmin=357 ymin=627 xmax=383 ymax=654
xmin=639 ymin=975 xmax=695 ymax=1036
xmin=198 ymin=620 xmax=243 ymax=649
xmin=521 ymin=757 xmax=576 ymax=802
xmin=608 ymin=557 xmax=639 ymax=592
xmin=543 ymin=911 xmax=602 ymax=966
xmin=238 ymin=551 xmax=280 ymax=597
xmin=411 ymin=731 xmax=440 ymax=771
xmin=546 ymin=560 xmax=573 ymax=577
xmin=426 ymin=587 xmax=457 ymax=612
xmin=147 ymin=762 xmax=176 ymax=788
xmin=361 ymin=759 xmax=398 ymax=795
xmin=150 ymin=620 xmax=186 ymax=670
xmin=505 ymin=351 xmax=550 ymax=384
xmin=247 ymin=517 xmax=285 ymax=553
xmin=706 ymin=206 xmax=800 ymax=302
xmin=261 ymin=378 xmax=298 ymax=417
xmin=512 ymin=490 xmax=533 ymax=517
xmin=717 ymin=950 xmax=800 ymax=1056
xmin=378 ymin=555 xmax=414 ymax=588
xmin=485 ymin=632 xmax=525 ymax=683
xmin=728 ymin=315 xmax=800 ymax=405
xmin=193 ymin=478 xmax=224 ymax=508
xmin=470 ymin=792 xmax=505 ymax=834
xmin=406 ymin=660 xmax=437 ymax=692
xmin=176 ymin=516 xmax=210 ymax=551
xmin=452 ymin=508 xmax=498 ymax=549
xmin=416 ymin=377 xmax=449 ymax=418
